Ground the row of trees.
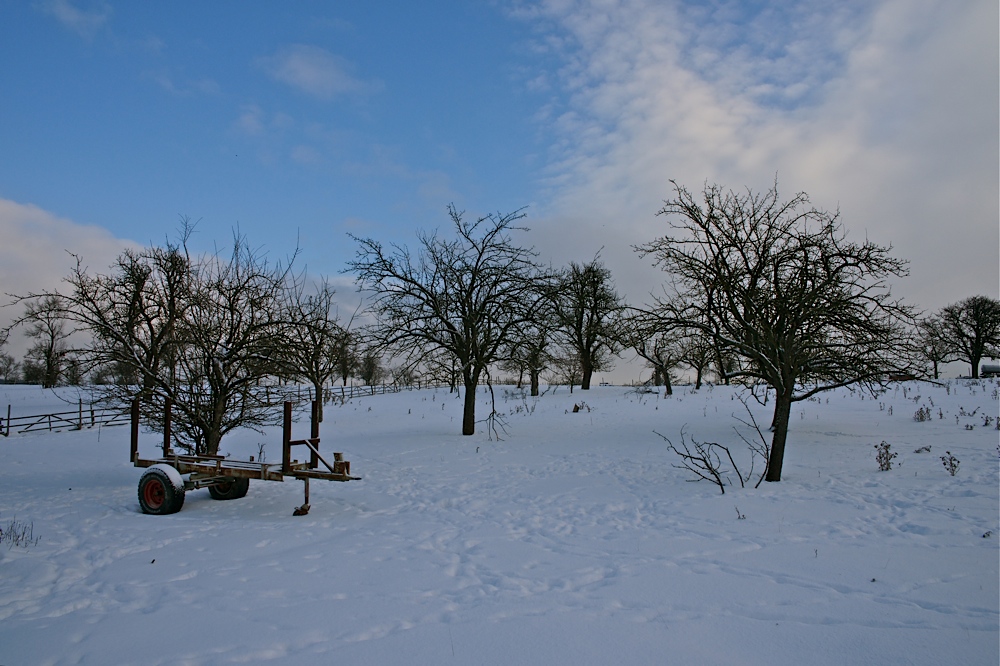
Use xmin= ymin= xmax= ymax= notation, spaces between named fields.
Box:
xmin=917 ymin=296 xmax=1000 ymax=379
xmin=6 ymin=183 xmax=998 ymax=481
xmin=348 ymin=182 xmax=997 ymax=482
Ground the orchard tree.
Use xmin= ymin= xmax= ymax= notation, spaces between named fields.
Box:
xmin=915 ymin=315 xmax=955 ymax=379
xmin=0 ymin=336 xmax=17 ymax=383
xmin=18 ymin=223 xmax=294 ymax=456
xmin=638 ymin=180 xmax=915 ymax=482
xmin=280 ymin=278 xmax=351 ymax=421
xmin=550 ymin=258 xmax=624 ymax=390
xmin=349 ymin=205 xmax=546 ymax=435
xmin=17 ymin=295 xmax=73 ymax=388
xmin=938 ymin=296 xmax=1000 ymax=378
xmin=620 ymin=310 xmax=684 ymax=394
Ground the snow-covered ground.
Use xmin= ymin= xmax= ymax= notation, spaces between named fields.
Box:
xmin=1 ymin=381 xmax=998 ymax=665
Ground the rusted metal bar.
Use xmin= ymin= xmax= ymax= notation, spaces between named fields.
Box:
xmin=310 ymin=399 xmax=320 ymax=468
xmin=130 ymin=398 xmax=140 ymax=463
xmin=282 ymin=401 xmax=293 ymax=474
xmin=163 ymin=398 xmax=172 ymax=457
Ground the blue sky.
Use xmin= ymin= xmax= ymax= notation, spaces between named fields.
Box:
xmin=1 ymin=0 xmax=998 ymax=377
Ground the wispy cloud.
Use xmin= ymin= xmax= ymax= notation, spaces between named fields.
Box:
xmin=35 ymin=0 xmax=112 ymax=40
xmin=515 ymin=0 xmax=998 ymax=310
xmin=258 ymin=44 xmax=382 ymax=100
xmin=145 ymin=70 xmax=221 ymax=97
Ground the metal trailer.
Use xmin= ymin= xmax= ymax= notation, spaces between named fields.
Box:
xmin=130 ymin=399 xmax=360 ymax=516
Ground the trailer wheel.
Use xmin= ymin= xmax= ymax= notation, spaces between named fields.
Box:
xmin=208 ymin=477 xmax=250 ymax=500
xmin=138 ymin=467 xmax=185 ymax=515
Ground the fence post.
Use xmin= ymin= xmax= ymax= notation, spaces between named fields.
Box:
xmin=2 ymin=404 xmax=7 ymax=437
xmin=78 ymin=399 xmax=83 ymax=430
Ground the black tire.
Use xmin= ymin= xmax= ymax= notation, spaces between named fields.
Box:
xmin=138 ymin=468 xmax=185 ymax=515
xmin=208 ymin=477 xmax=250 ymax=500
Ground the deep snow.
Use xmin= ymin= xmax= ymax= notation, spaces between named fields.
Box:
xmin=1 ymin=381 xmax=998 ymax=665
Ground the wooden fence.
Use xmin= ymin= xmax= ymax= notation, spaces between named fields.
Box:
xmin=0 ymin=400 xmax=132 ymax=437
xmin=0 ymin=383 xmax=449 ymax=438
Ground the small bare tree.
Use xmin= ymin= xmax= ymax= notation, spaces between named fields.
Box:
xmin=17 ymin=295 xmax=74 ymax=388
xmin=349 ymin=205 xmax=547 ymax=435
xmin=915 ymin=315 xmax=956 ymax=379
xmin=620 ymin=310 xmax=684 ymax=394
xmin=280 ymin=278 xmax=352 ymax=421
xmin=549 ymin=257 xmax=624 ymax=390
xmin=638 ymin=180 xmax=915 ymax=482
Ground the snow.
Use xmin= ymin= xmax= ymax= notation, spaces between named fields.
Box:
xmin=1 ymin=381 xmax=998 ymax=665
xmin=142 ymin=463 xmax=185 ymax=492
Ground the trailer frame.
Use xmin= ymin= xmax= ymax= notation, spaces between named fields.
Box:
xmin=130 ymin=398 xmax=359 ymax=515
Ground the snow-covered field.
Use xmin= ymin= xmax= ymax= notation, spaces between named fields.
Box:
xmin=1 ymin=381 xmax=998 ymax=665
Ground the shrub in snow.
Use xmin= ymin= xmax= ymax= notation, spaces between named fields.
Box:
xmin=875 ymin=441 xmax=897 ymax=471
xmin=913 ymin=406 xmax=931 ymax=422
xmin=1 ymin=516 xmax=40 ymax=550
xmin=940 ymin=451 xmax=960 ymax=476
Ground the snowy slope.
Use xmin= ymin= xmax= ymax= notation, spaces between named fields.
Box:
xmin=1 ymin=381 xmax=998 ymax=665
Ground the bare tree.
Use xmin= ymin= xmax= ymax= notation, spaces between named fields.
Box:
xmin=680 ymin=330 xmax=715 ymax=390
xmin=915 ymin=315 xmax=956 ymax=379
xmin=637 ymin=180 xmax=915 ymax=482
xmin=0 ymin=333 xmax=19 ymax=383
xmin=166 ymin=231 xmax=292 ymax=455
xmin=280 ymin=278 xmax=350 ymax=421
xmin=356 ymin=343 xmax=385 ymax=386
xmin=550 ymin=258 xmax=624 ymax=390
xmin=18 ymin=295 xmax=74 ymax=388
xmin=620 ymin=310 xmax=684 ymax=394
xmin=938 ymin=296 xmax=1000 ymax=378
xmin=18 ymin=223 xmax=294 ymax=455
xmin=503 ymin=289 xmax=557 ymax=396
xmin=349 ymin=205 xmax=545 ymax=435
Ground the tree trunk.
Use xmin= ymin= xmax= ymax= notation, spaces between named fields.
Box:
xmin=581 ymin=363 xmax=593 ymax=390
xmin=530 ymin=369 xmax=540 ymax=397
xmin=765 ymin=392 xmax=793 ymax=482
xmin=313 ymin=381 xmax=324 ymax=422
xmin=461 ymin=373 xmax=479 ymax=435
xmin=662 ymin=369 xmax=673 ymax=396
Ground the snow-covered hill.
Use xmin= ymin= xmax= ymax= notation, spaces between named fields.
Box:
xmin=1 ymin=381 xmax=998 ymax=665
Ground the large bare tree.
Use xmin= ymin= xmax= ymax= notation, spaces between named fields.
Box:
xmin=938 ymin=296 xmax=1000 ymax=378
xmin=638 ymin=180 xmax=915 ymax=482
xmin=349 ymin=205 xmax=545 ymax=435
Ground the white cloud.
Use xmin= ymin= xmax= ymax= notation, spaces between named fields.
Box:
xmin=518 ymin=0 xmax=998 ymax=313
xmin=35 ymin=0 xmax=112 ymax=40
xmin=259 ymin=45 xmax=382 ymax=100
xmin=0 ymin=199 xmax=135 ymax=353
